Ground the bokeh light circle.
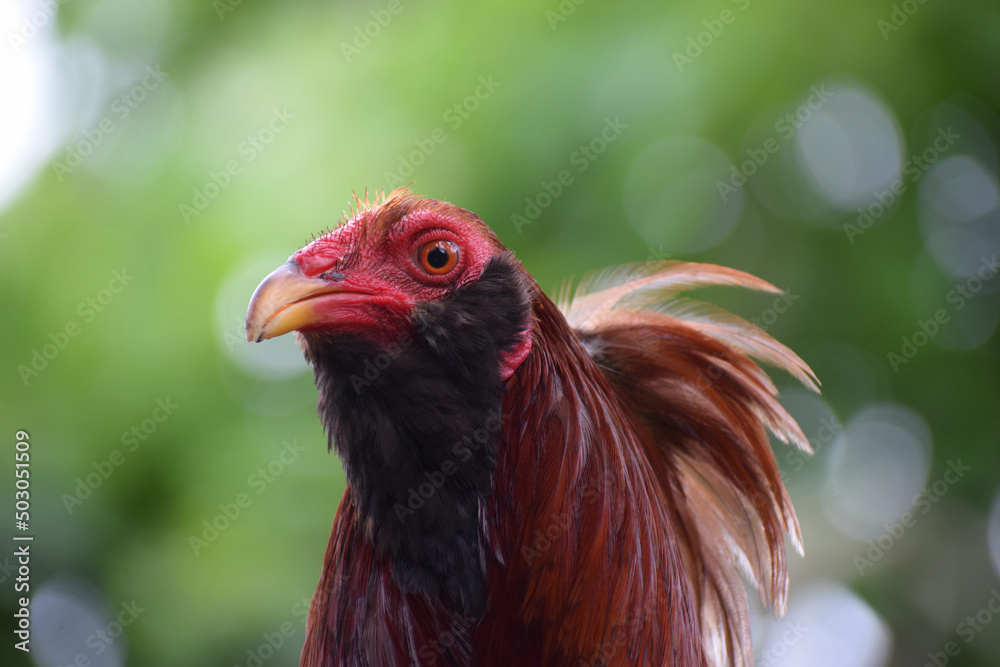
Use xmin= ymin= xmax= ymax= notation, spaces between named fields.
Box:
xmin=824 ymin=404 xmax=932 ymax=541
xmin=989 ymin=488 xmax=1000 ymax=580
xmin=623 ymin=136 xmax=744 ymax=253
xmin=31 ymin=579 xmax=125 ymax=667
xmin=795 ymin=84 xmax=903 ymax=211
xmin=756 ymin=582 xmax=891 ymax=667
xmin=919 ymin=154 xmax=1000 ymax=280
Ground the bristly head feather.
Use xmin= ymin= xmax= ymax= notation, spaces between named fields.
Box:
xmin=333 ymin=186 xmax=424 ymax=243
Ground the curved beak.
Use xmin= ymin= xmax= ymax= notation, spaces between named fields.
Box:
xmin=246 ymin=261 xmax=344 ymax=342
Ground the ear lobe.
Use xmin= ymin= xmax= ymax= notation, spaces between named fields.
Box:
xmin=499 ymin=327 xmax=533 ymax=380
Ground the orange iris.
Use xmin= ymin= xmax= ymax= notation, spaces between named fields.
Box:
xmin=418 ymin=240 xmax=459 ymax=275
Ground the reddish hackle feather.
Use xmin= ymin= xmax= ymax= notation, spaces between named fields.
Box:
xmin=246 ymin=189 xmax=817 ymax=667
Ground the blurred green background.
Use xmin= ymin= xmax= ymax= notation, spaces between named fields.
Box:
xmin=2 ymin=0 xmax=999 ymax=665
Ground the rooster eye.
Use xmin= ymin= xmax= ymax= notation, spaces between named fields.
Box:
xmin=417 ymin=240 xmax=459 ymax=275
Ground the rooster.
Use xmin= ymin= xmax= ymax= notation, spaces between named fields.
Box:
xmin=245 ymin=188 xmax=817 ymax=667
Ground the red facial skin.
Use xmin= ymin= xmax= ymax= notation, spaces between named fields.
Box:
xmin=291 ymin=205 xmax=532 ymax=378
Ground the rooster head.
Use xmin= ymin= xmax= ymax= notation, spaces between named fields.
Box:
xmin=245 ymin=188 xmax=532 ymax=379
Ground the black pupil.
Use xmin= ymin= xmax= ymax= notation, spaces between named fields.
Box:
xmin=427 ymin=246 xmax=450 ymax=269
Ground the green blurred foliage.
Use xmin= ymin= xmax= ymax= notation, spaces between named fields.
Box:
xmin=1 ymin=0 xmax=998 ymax=665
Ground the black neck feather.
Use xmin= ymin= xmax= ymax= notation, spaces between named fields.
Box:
xmin=300 ymin=253 xmax=532 ymax=616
